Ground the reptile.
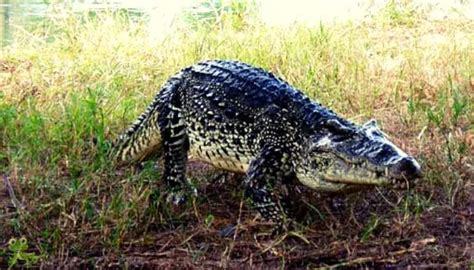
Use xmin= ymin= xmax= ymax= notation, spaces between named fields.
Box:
xmin=112 ymin=60 xmax=422 ymax=226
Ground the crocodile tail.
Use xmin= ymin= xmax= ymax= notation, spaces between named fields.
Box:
xmin=112 ymin=76 xmax=182 ymax=164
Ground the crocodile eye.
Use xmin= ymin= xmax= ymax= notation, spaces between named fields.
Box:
xmin=324 ymin=119 xmax=355 ymax=138
xmin=311 ymin=145 xmax=330 ymax=153
xmin=331 ymin=133 xmax=354 ymax=143
xmin=309 ymin=136 xmax=332 ymax=153
xmin=363 ymin=124 xmax=386 ymax=139
xmin=371 ymin=130 xmax=384 ymax=138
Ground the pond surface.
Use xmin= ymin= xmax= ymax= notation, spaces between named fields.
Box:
xmin=0 ymin=0 xmax=156 ymax=46
xmin=1 ymin=0 xmax=472 ymax=46
xmin=0 ymin=0 xmax=48 ymax=45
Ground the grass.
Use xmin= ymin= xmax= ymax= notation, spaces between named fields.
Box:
xmin=0 ymin=1 xmax=473 ymax=268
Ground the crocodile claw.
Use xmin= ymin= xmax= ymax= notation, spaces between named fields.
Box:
xmin=166 ymin=188 xmax=198 ymax=205
xmin=166 ymin=191 xmax=186 ymax=205
xmin=270 ymin=222 xmax=290 ymax=236
xmin=219 ymin=224 xmax=237 ymax=238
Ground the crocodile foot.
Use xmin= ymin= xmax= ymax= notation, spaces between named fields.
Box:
xmin=166 ymin=188 xmax=198 ymax=205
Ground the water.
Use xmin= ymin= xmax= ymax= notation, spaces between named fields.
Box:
xmin=0 ymin=0 xmax=154 ymax=46
xmin=1 ymin=0 xmax=472 ymax=46
xmin=0 ymin=0 xmax=48 ymax=45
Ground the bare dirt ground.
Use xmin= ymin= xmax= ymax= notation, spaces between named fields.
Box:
xmin=11 ymin=164 xmax=467 ymax=269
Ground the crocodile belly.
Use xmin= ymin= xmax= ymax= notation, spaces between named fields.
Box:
xmin=187 ymin=129 xmax=253 ymax=173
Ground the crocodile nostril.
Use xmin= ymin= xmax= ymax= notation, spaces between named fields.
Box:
xmin=390 ymin=157 xmax=422 ymax=180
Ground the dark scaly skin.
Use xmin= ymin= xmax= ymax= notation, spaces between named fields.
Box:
xmin=113 ymin=60 xmax=422 ymax=227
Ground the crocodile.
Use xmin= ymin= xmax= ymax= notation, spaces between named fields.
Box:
xmin=112 ymin=60 xmax=422 ymax=225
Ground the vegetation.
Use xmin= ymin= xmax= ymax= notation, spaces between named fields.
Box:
xmin=0 ymin=1 xmax=472 ymax=268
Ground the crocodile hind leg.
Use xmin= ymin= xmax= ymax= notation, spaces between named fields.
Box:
xmin=162 ymin=106 xmax=195 ymax=205
xmin=244 ymin=145 xmax=293 ymax=229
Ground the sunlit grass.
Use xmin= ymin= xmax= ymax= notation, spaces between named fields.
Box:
xmin=0 ymin=2 xmax=472 ymax=267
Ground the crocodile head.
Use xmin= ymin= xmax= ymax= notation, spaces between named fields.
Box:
xmin=297 ymin=118 xmax=422 ymax=192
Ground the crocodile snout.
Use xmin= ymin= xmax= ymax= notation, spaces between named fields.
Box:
xmin=390 ymin=156 xmax=422 ymax=181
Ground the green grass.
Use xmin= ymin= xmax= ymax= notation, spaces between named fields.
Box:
xmin=0 ymin=2 xmax=473 ymax=268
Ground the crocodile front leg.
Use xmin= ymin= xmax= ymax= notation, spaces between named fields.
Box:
xmin=244 ymin=145 xmax=293 ymax=228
